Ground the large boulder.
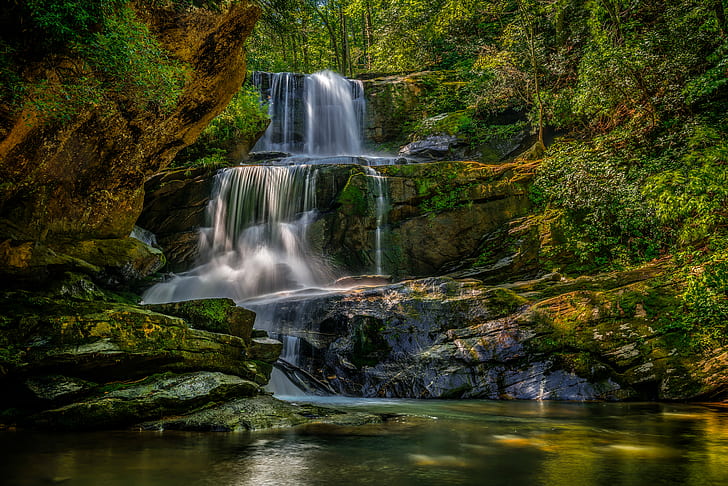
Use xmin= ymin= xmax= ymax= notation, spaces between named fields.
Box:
xmin=310 ymin=161 xmax=537 ymax=280
xmin=135 ymin=167 xmax=217 ymax=272
xmin=0 ymin=1 xmax=260 ymax=278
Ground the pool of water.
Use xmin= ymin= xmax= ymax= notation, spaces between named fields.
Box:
xmin=1 ymin=398 xmax=727 ymax=486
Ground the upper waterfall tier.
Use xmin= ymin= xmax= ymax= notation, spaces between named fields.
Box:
xmin=251 ymin=71 xmax=365 ymax=156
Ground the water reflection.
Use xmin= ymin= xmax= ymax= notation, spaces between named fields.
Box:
xmin=1 ymin=400 xmax=727 ymax=486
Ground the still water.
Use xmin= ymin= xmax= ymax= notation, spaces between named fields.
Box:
xmin=1 ymin=398 xmax=727 ymax=486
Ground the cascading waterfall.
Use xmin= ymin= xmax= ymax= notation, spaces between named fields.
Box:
xmin=145 ymin=69 xmax=391 ymax=397
xmin=252 ymin=70 xmax=365 ymax=156
xmin=142 ymin=165 xmax=334 ymax=304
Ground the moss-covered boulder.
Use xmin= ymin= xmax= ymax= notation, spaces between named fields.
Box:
xmin=32 ymin=371 xmax=260 ymax=430
xmin=309 ymin=161 xmax=537 ymax=280
xmin=138 ymin=394 xmax=384 ymax=432
xmin=145 ymin=298 xmax=256 ymax=340
xmin=0 ymin=288 xmax=288 ymax=430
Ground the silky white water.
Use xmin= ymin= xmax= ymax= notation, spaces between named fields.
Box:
xmin=142 ymin=165 xmax=334 ymax=304
xmin=142 ymin=71 xmax=390 ymax=396
xmin=252 ymin=70 xmax=365 ymax=156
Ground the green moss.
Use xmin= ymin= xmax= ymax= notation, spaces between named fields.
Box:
xmin=337 ymin=174 xmax=368 ymax=217
xmin=350 ymin=317 xmax=391 ymax=369
xmin=484 ymin=288 xmax=528 ymax=317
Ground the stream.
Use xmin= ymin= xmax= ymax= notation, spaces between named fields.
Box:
xmin=2 ymin=398 xmax=727 ymax=485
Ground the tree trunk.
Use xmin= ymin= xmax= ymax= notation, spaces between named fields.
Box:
xmin=313 ymin=3 xmax=342 ymax=72
xmin=364 ymin=1 xmax=373 ymax=70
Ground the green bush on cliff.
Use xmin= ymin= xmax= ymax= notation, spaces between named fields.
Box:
xmin=172 ymin=85 xmax=270 ymax=167
xmin=1 ymin=1 xmax=190 ymax=119
xmin=643 ymin=123 xmax=728 ymax=245
xmin=681 ymin=250 xmax=728 ymax=348
xmin=532 ymin=132 xmax=665 ymax=272
xmin=81 ymin=6 xmax=188 ymax=114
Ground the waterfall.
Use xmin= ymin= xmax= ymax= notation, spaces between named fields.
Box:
xmin=142 ymin=165 xmax=334 ymax=304
xmin=363 ymin=167 xmax=389 ymax=275
xmin=145 ymin=70 xmax=392 ymax=397
xmin=252 ymin=70 xmax=365 ymax=156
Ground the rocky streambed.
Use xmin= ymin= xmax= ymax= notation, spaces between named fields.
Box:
xmin=249 ymin=264 xmax=727 ymax=402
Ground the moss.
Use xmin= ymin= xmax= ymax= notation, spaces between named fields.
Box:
xmin=484 ymin=288 xmax=528 ymax=317
xmin=350 ymin=317 xmax=391 ymax=369
xmin=337 ymin=173 xmax=368 ymax=217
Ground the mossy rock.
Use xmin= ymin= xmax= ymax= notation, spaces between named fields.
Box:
xmin=31 ymin=371 xmax=260 ymax=430
xmin=145 ymin=298 xmax=256 ymax=341
xmin=55 ymin=237 xmax=165 ymax=283
xmin=138 ymin=394 xmax=385 ymax=432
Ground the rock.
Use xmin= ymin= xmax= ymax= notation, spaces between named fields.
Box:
xmin=0 ymin=296 xmax=268 ymax=383
xmin=311 ymin=161 xmax=536 ymax=279
xmin=144 ymin=298 xmax=256 ymax=341
xmin=56 ymin=237 xmax=166 ymax=285
xmin=249 ymin=338 xmax=284 ymax=362
xmin=32 ymin=372 xmax=260 ymax=430
xmin=249 ymin=266 xmax=727 ymax=401
xmin=361 ymin=71 xmax=463 ymax=146
xmin=24 ymin=375 xmax=95 ymax=403
xmin=0 ymin=0 xmax=260 ymax=261
xmin=138 ymin=394 xmax=384 ymax=432
xmin=398 ymin=135 xmax=465 ymax=160
xmin=335 ymin=275 xmax=393 ymax=287
xmin=136 ymin=167 xmax=217 ymax=272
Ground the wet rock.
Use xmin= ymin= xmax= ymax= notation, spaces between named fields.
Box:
xmin=398 ymin=135 xmax=465 ymax=160
xmin=249 ymin=337 xmax=284 ymax=362
xmin=253 ymin=266 xmax=727 ymax=401
xmin=55 ymin=237 xmax=165 ymax=285
xmin=144 ymin=298 xmax=256 ymax=340
xmin=136 ymin=167 xmax=217 ymax=272
xmin=138 ymin=394 xmax=384 ymax=432
xmin=0 ymin=297 xmax=266 ymax=383
xmin=33 ymin=372 xmax=260 ymax=430
xmin=24 ymin=375 xmax=95 ymax=403
xmin=312 ymin=161 xmax=536 ymax=279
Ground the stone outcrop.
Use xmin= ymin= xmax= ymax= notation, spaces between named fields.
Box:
xmin=0 ymin=291 xmax=285 ymax=430
xmin=254 ymin=264 xmax=727 ymax=401
xmin=0 ymin=1 xmax=260 ymax=283
xmin=139 ymin=160 xmax=538 ymax=280
xmin=136 ymin=167 xmax=217 ymax=272
xmin=360 ymin=72 xmax=531 ymax=163
xmin=310 ymin=160 xmax=538 ymax=279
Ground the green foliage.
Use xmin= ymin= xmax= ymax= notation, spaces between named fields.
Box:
xmin=200 ymin=86 xmax=270 ymax=146
xmin=174 ymin=85 xmax=270 ymax=166
xmin=681 ymin=247 xmax=728 ymax=348
xmin=82 ymin=7 xmax=188 ymax=114
xmin=338 ymin=174 xmax=368 ymax=216
xmin=533 ymin=132 xmax=666 ymax=272
xmin=643 ymin=123 xmax=728 ymax=244
xmin=1 ymin=2 xmax=190 ymax=120
xmin=25 ymin=0 xmax=125 ymax=44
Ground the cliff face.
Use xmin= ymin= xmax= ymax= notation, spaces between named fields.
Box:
xmin=0 ymin=1 xmax=259 ymax=250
